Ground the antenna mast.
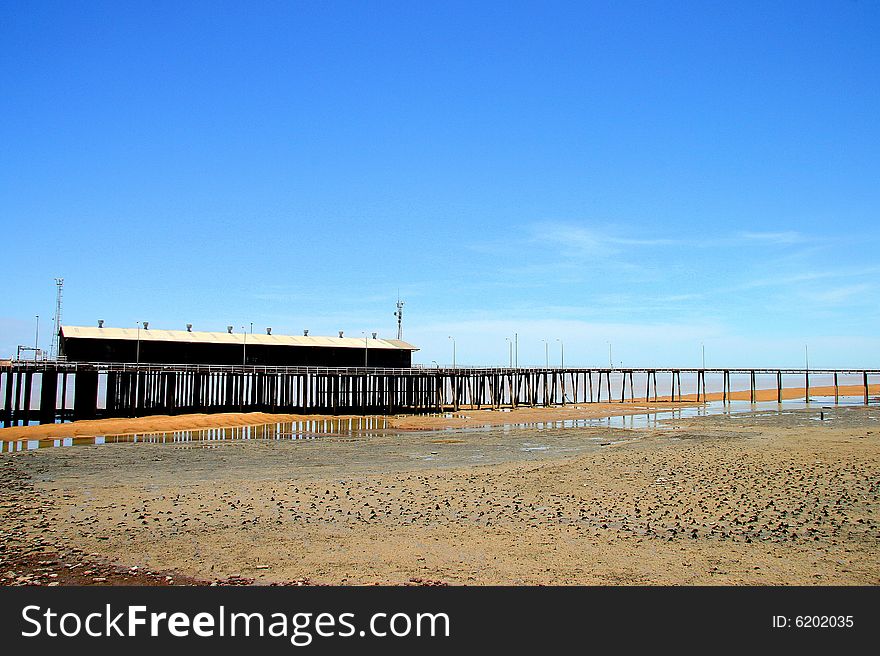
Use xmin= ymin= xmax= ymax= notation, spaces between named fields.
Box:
xmin=394 ymin=296 xmax=405 ymax=340
xmin=51 ymin=278 xmax=63 ymax=359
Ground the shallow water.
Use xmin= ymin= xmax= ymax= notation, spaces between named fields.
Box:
xmin=1 ymin=396 xmax=874 ymax=453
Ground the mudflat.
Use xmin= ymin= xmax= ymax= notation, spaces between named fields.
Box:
xmin=1 ymin=404 xmax=878 ymax=585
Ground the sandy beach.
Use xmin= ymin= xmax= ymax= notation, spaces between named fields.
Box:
xmin=2 ymin=398 xmax=878 ymax=586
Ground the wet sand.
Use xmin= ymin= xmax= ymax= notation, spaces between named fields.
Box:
xmin=0 ymin=402 xmax=697 ymax=441
xmin=2 ymin=402 xmax=878 ymax=586
xmin=2 ymin=383 xmax=876 ymax=442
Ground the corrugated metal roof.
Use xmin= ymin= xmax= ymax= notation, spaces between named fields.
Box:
xmin=60 ymin=326 xmax=419 ymax=351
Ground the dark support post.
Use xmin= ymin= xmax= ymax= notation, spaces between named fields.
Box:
xmin=865 ymin=371 xmax=870 ymax=405
xmin=834 ymin=372 xmax=839 ymax=405
xmin=106 ymin=371 xmax=117 ymax=417
xmin=21 ymin=372 xmax=33 ymax=427
xmin=3 ymin=369 xmax=13 ymax=427
xmin=39 ymin=368 xmax=58 ymax=424
xmin=750 ymin=371 xmax=756 ymax=404
xmin=166 ymin=373 xmax=177 ymax=415
xmin=777 ymin=371 xmax=782 ymax=404
xmin=73 ymin=370 xmax=99 ymax=421
xmin=13 ymin=372 xmax=23 ymax=426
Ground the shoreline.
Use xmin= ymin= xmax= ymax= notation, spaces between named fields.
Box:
xmin=0 ymin=383 xmax=876 ymax=442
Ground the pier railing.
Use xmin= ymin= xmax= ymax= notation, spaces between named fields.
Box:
xmin=1 ymin=361 xmax=877 ymax=427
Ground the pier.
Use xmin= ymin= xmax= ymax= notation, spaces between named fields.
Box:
xmin=1 ymin=361 xmax=877 ymax=427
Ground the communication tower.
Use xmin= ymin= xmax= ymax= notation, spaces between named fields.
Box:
xmin=51 ymin=278 xmax=63 ymax=359
xmin=394 ymin=296 xmax=405 ymax=341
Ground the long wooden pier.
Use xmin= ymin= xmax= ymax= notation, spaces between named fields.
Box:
xmin=1 ymin=361 xmax=878 ymax=427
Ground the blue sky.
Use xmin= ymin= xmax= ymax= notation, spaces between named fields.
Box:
xmin=2 ymin=1 xmax=878 ymax=368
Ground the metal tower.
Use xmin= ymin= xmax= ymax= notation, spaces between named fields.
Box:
xmin=51 ymin=278 xmax=63 ymax=359
xmin=394 ymin=296 xmax=404 ymax=341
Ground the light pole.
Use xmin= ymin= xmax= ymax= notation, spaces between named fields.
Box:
xmin=515 ymin=332 xmax=518 ymax=369
xmin=136 ymin=321 xmax=141 ymax=365
xmin=363 ymin=331 xmax=368 ymax=368
xmin=505 ymin=337 xmax=512 ymax=367
xmin=608 ymin=342 xmax=612 ymax=368
xmin=542 ymin=339 xmax=548 ymax=368
xmin=432 ymin=360 xmax=439 ymax=369
xmin=448 ymin=336 xmax=456 ymax=369
xmin=556 ymin=338 xmax=564 ymax=369
xmin=34 ymin=315 xmax=39 ymax=361
xmin=242 ymin=326 xmax=247 ymax=365
xmin=702 ymin=343 xmax=705 ymax=369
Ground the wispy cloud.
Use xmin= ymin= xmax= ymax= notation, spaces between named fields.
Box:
xmin=728 ymin=266 xmax=880 ymax=292
xmin=804 ymin=283 xmax=874 ymax=306
xmin=528 ymin=222 xmax=676 ymax=256
xmin=738 ymin=231 xmax=809 ymax=245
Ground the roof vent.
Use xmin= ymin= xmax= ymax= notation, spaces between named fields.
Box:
xmin=227 ymin=325 xmax=233 ymax=334
xmin=303 ymin=329 xmax=309 ymax=336
xmin=338 ymin=331 xmax=344 ymax=338
xmin=266 ymin=327 xmax=272 ymax=335
xmin=142 ymin=322 xmax=149 ymax=330
xmin=98 ymin=320 xmax=104 ymax=328
xmin=186 ymin=323 xmax=192 ymax=332
xmin=372 ymin=332 xmax=377 ymax=339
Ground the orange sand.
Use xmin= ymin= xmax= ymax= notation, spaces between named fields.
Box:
xmin=1 ymin=384 xmax=876 ymax=442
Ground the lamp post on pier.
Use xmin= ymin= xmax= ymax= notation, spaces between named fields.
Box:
xmin=136 ymin=321 xmax=142 ymax=365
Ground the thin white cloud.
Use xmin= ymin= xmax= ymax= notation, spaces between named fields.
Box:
xmin=739 ymin=231 xmax=809 ymax=244
xmin=804 ymin=284 xmax=874 ymax=305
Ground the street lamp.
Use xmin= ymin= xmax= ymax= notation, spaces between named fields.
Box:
xmin=34 ymin=315 xmax=39 ymax=361
xmin=515 ymin=332 xmax=518 ymax=369
xmin=432 ymin=360 xmax=439 ymax=369
xmin=608 ymin=342 xmax=612 ymax=369
xmin=362 ymin=331 xmax=369 ymax=368
xmin=505 ymin=337 xmax=512 ymax=368
xmin=242 ymin=326 xmax=247 ymax=365
xmin=556 ymin=338 xmax=564 ymax=369
xmin=448 ymin=336 xmax=456 ymax=369
xmin=136 ymin=321 xmax=142 ymax=365
xmin=702 ymin=343 xmax=705 ymax=369
xmin=542 ymin=339 xmax=548 ymax=368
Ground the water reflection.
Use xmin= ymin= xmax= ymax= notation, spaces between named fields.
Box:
xmin=0 ymin=396 xmax=873 ymax=453
xmin=0 ymin=416 xmax=388 ymax=452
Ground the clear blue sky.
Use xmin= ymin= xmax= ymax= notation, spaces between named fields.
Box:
xmin=2 ymin=1 xmax=878 ymax=368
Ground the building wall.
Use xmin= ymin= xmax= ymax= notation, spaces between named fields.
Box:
xmin=60 ymin=338 xmax=413 ymax=367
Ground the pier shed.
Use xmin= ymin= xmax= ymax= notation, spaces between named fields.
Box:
xmin=59 ymin=325 xmax=418 ymax=367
